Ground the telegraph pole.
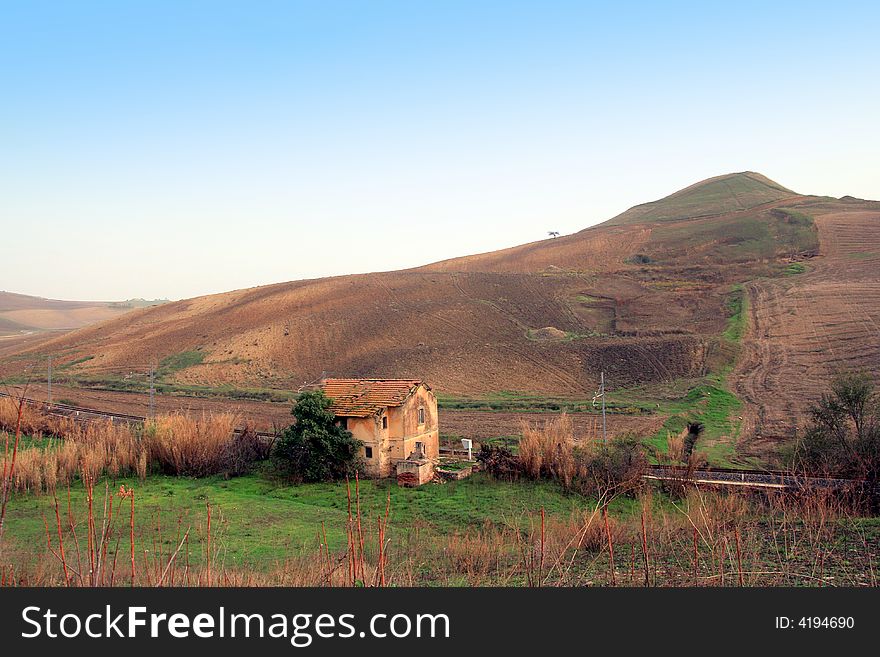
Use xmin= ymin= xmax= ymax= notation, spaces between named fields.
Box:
xmin=601 ymin=371 xmax=607 ymax=445
xmin=148 ymin=364 xmax=155 ymax=420
xmin=47 ymin=355 xmax=52 ymax=408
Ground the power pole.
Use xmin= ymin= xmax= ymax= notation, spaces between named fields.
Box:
xmin=601 ymin=370 xmax=607 ymax=446
xmin=148 ymin=364 xmax=155 ymax=420
xmin=47 ymin=355 xmax=52 ymax=408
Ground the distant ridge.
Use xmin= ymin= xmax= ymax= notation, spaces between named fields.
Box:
xmin=0 ymin=291 xmax=142 ymax=334
xmin=602 ymin=172 xmax=797 ymax=226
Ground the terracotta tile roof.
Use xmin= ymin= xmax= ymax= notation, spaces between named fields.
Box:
xmin=321 ymin=379 xmax=426 ymax=417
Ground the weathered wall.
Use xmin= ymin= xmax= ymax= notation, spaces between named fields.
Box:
xmin=388 ymin=385 xmax=439 ymax=461
xmin=342 ymin=385 xmax=440 ymax=479
xmin=346 ymin=416 xmax=392 ymax=477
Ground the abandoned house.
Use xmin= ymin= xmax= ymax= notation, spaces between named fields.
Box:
xmin=321 ymin=378 xmax=440 ymax=479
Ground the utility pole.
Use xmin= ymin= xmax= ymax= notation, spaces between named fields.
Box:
xmin=601 ymin=371 xmax=607 ymax=446
xmin=47 ymin=355 xmax=52 ymax=408
xmin=149 ymin=364 xmax=155 ymax=420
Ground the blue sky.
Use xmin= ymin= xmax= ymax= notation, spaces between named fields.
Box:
xmin=2 ymin=1 xmax=878 ymax=300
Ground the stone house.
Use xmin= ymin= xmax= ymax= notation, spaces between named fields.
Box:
xmin=321 ymin=378 xmax=440 ymax=478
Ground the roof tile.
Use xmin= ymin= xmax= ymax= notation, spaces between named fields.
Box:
xmin=321 ymin=379 xmax=427 ymax=417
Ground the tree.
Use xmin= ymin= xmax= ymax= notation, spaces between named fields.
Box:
xmin=791 ymin=372 xmax=880 ymax=482
xmin=272 ymin=390 xmax=363 ymax=483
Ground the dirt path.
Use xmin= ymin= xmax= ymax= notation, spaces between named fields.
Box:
xmin=733 ymin=207 xmax=880 ymax=451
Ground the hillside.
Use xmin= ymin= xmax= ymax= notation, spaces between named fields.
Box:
xmin=603 ymin=171 xmax=797 ymax=226
xmin=0 ymin=291 xmax=139 ymax=335
xmin=3 ymin=172 xmax=878 ymax=457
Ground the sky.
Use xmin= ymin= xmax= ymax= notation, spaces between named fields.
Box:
xmin=1 ymin=0 xmax=879 ymax=301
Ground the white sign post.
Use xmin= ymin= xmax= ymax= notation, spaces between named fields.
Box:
xmin=461 ymin=438 xmax=473 ymax=461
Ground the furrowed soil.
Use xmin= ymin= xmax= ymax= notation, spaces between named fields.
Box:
xmin=734 ymin=202 xmax=880 ymax=455
xmin=4 ymin=172 xmax=878 ymax=463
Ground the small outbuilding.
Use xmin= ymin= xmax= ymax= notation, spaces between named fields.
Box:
xmin=321 ymin=378 xmax=440 ymax=479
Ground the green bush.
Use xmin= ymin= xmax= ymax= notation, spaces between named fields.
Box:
xmin=789 ymin=372 xmax=880 ymax=485
xmin=571 ymin=435 xmax=648 ymax=501
xmin=272 ymin=390 xmax=363 ymax=483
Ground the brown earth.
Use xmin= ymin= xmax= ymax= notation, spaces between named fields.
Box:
xmin=0 ymin=291 xmax=149 ymax=335
xmin=733 ymin=201 xmax=880 ymax=451
xmin=3 ymin=172 xmax=878 ymax=454
xmin=5 ymin=383 xmax=661 ymax=443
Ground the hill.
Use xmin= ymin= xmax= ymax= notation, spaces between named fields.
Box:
xmin=3 ymin=172 xmax=879 ymax=460
xmin=603 ymin=171 xmax=797 ymax=226
xmin=0 ymin=291 xmax=139 ymax=335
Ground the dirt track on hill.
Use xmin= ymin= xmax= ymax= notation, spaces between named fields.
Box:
xmin=733 ymin=204 xmax=880 ymax=451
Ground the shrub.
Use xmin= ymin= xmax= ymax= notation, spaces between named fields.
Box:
xmin=789 ymin=372 xmax=880 ymax=485
xmin=476 ymin=444 xmax=522 ymax=480
xmin=572 ymin=434 xmax=648 ymax=501
xmin=272 ymin=390 xmax=362 ymax=483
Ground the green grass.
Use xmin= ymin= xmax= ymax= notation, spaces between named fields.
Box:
xmin=2 ymin=472 xmax=620 ymax=570
xmin=1 ymin=432 xmax=53 ymax=450
xmin=157 ymin=350 xmax=206 ymax=378
xmin=772 ymin=207 xmax=814 ymax=227
xmin=608 ymin=172 xmax=794 ymax=226
xmin=783 ymin=262 xmax=807 ymax=276
xmin=436 ymin=391 xmax=652 ymax=415
xmin=624 ymin=284 xmax=750 ymax=467
xmin=722 ymin=284 xmax=747 ymax=344
xmin=0 ymin=372 xmax=298 ymax=404
xmin=845 ymin=251 xmax=877 ymax=261
xmin=56 ymin=355 xmax=94 ymax=370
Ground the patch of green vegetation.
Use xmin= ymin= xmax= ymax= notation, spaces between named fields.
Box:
xmin=783 ymin=262 xmax=807 ymax=276
xmin=436 ymin=391 xmax=652 ymax=415
xmin=525 ymin=328 xmax=605 ymax=342
xmin=0 ymin=433 xmax=54 ymax=450
xmin=845 ymin=251 xmax=877 ymax=261
xmin=608 ymin=173 xmax=794 ymax=226
xmin=610 ymin=284 xmax=751 ymax=467
xmin=651 ymin=205 xmax=818 ymax=265
xmin=640 ymin=382 xmax=743 ymax=466
xmin=722 ymin=284 xmax=748 ymax=344
xmin=437 ymin=460 xmax=474 ymax=472
xmin=5 ymin=372 xmax=298 ymax=404
xmin=771 ymin=207 xmax=814 ymax=227
xmin=482 ymin=435 xmax=520 ymax=452
xmin=57 ymin=355 xmax=94 ymax=370
xmin=157 ymin=350 xmax=205 ymax=378
xmin=2 ymin=472 xmax=623 ymax=569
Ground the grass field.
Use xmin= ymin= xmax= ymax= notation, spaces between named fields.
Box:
xmin=2 ymin=470 xmax=627 ymax=571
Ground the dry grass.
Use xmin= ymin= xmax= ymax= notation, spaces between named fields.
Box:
xmin=146 ymin=412 xmax=241 ymax=477
xmin=0 ymin=396 xmax=44 ymax=436
xmin=2 ymin=419 xmax=144 ymax=495
xmin=1 ymin=403 xmax=255 ymax=495
xmin=519 ymin=414 xmax=585 ymax=487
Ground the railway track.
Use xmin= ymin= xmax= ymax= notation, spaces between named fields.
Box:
xmin=2 ymin=391 xmax=871 ymax=492
xmin=0 ymin=391 xmax=277 ymax=440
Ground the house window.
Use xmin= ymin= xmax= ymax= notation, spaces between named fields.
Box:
xmin=382 ymin=416 xmax=388 ymax=429
xmin=365 ymin=446 xmax=373 ymax=459
xmin=418 ymin=406 xmax=425 ymax=425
